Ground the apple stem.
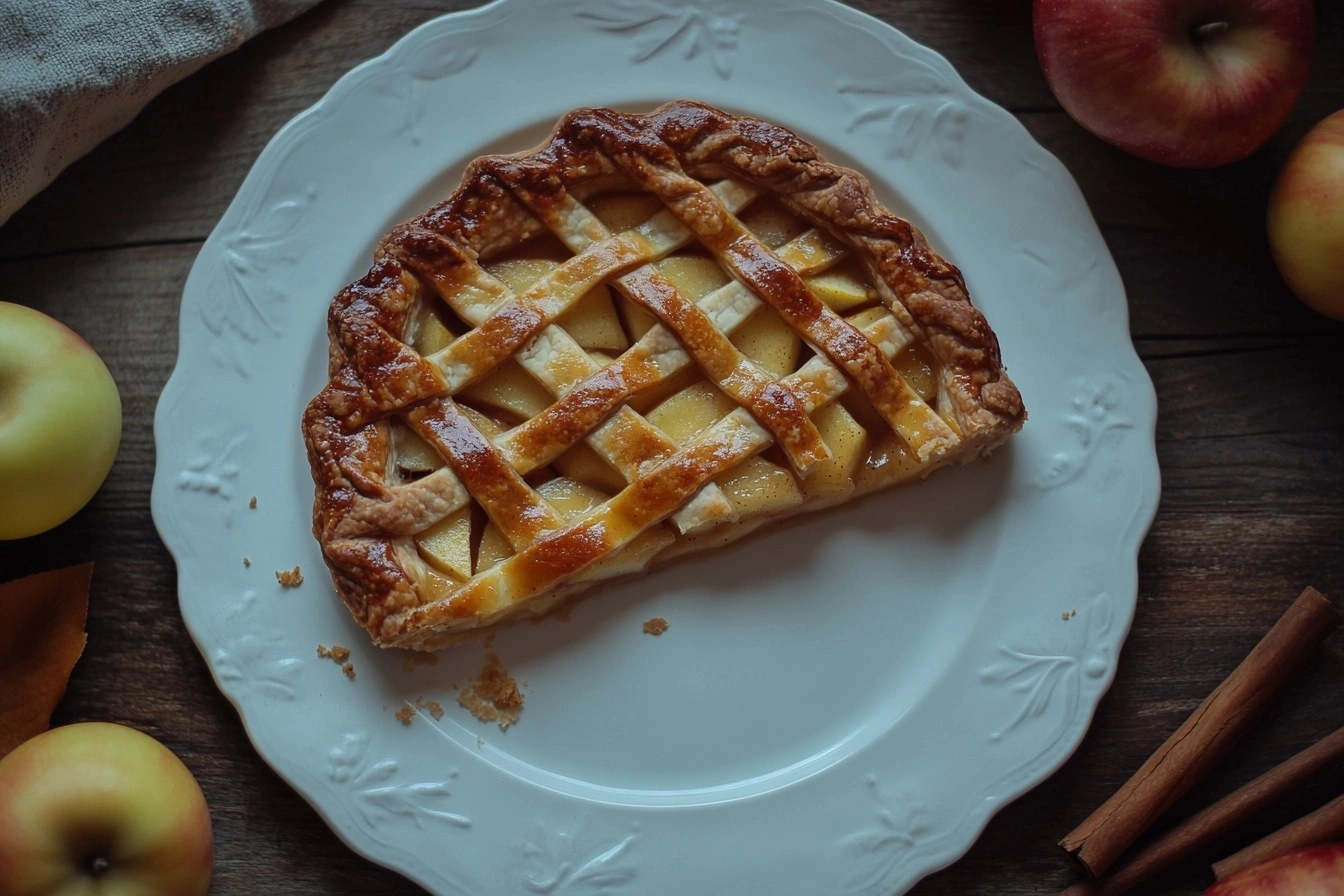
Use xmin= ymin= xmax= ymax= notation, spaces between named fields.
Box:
xmin=1191 ymin=20 xmax=1230 ymax=43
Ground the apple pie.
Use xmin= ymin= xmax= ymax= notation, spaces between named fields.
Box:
xmin=303 ymin=101 xmax=1024 ymax=651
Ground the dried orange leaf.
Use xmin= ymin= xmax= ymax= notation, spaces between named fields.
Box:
xmin=0 ymin=563 xmax=91 ymax=758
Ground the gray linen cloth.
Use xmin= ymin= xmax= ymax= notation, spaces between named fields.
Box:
xmin=0 ymin=0 xmax=322 ymax=225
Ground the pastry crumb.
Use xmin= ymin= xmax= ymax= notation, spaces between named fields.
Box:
xmin=317 ymin=644 xmax=355 ymax=678
xmin=1061 ymin=609 xmax=1077 ymax=621
xmin=249 ymin=495 xmax=258 ymax=509
xmin=642 ymin=617 xmax=669 ymax=636
xmin=394 ymin=703 xmax=415 ymax=725
xmin=401 ymin=651 xmax=440 ymax=673
xmin=457 ymin=653 xmax=523 ymax=730
xmin=414 ymin=697 xmax=445 ymax=720
xmin=276 ymin=566 xmax=303 ymax=587
xmin=243 ymin=556 xmax=251 ymax=568
xmin=317 ymin=644 xmax=351 ymax=662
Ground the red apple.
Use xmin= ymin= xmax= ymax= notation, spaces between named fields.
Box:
xmin=1207 ymin=843 xmax=1344 ymax=895
xmin=1267 ymin=109 xmax=1344 ymax=319
xmin=0 ymin=722 xmax=214 ymax=896
xmin=1033 ymin=0 xmax=1315 ymax=167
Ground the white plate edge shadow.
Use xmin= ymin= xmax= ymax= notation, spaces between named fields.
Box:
xmin=150 ymin=1 xmax=1161 ymax=893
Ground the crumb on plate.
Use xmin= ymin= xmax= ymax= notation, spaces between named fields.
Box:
xmin=317 ymin=644 xmax=351 ymax=662
xmin=316 ymin=644 xmax=355 ymax=677
xmin=243 ymin=556 xmax=251 ymax=568
xmin=249 ymin=495 xmax=258 ymax=509
xmin=276 ymin=566 xmax=303 ymax=587
xmin=642 ymin=617 xmax=669 ymax=636
xmin=414 ymin=697 xmax=445 ymax=720
xmin=395 ymin=703 xmax=415 ymax=725
xmin=457 ymin=653 xmax=523 ymax=730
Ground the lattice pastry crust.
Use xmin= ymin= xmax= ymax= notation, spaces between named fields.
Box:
xmin=303 ymin=101 xmax=1025 ymax=651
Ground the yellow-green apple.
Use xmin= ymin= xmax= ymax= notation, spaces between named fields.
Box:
xmin=1033 ymin=0 xmax=1314 ymax=167
xmin=1206 ymin=843 xmax=1344 ymax=895
xmin=1267 ymin=109 xmax=1344 ymax=320
xmin=0 ymin=722 xmax=213 ymax=896
xmin=0 ymin=302 xmax=122 ymax=540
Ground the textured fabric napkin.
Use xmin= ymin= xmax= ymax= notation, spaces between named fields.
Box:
xmin=0 ymin=0 xmax=322 ymax=226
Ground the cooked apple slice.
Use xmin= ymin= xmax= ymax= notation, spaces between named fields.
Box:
xmin=392 ymin=420 xmax=443 ymax=473
xmin=845 ymin=306 xmax=890 ymax=330
xmin=894 ymin=343 xmax=938 ymax=403
xmin=731 ymin=307 xmax=801 ymax=377
xmin=459 ymin=359 xmax=554 ymax=422
xmin=626 ymin=366 xmax=700 ymax=415
xmin=557 ymin=284 xmax=628 ymax=352
xmin=646 ymin=382 xmax=737 ymax=446
xmin=715 ymin=456 xmax=803 ymax=517
xmin=486 ymin=258 xmax=558 ymax=292
xmin=801 ymin=401 xmax=867 ymax=498
xmin=553 ymin=441 xmax=628 ymax=494
xmin=413 ymin=308 xmax=455 ymax=355
xmin=806 ymin=265 xmax=876 ymax=313
xmin=457 ymin=404 xmax=505 ymax=440
xmin=537 ymin=477 xmax=604 ymax=519
xmin=656 ymin=255 xmax=730 ymax=301
xmin=475 ymin=521 xmax=512 ymax=573
xmin=739 ymin=198 xmax=809 ymax=249
xmin=589 ymin=193 xmax=665 ymax=231
xmin=616 ymin=296 xmax=658 ymax=342
xmin=415 ymin=506 xmax=473 ymax=581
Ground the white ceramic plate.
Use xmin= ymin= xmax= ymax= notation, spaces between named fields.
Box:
xmin=152 ymin=1 xmax=1159 ymax=893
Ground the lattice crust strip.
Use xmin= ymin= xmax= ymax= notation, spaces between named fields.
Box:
xmin=389 ymin=179 xmax=765 ymax=535
xmin=498 ymin=226 xmax=847 ymax=471
xmin=303 ymin=101 xmax=1025 ymax=649
xmin=490 ymin=174 xmax=832 ymax=474
xmin=399 ymin=305 xmax=923 ymax=633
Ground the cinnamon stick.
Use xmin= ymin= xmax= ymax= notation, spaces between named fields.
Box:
xmin=1060 ymin=587 xmax=1339 ymax=878
xmin=1212 ymin=792 xmax=1344 ymax=879
xmin=1056 ymin=725 xmax=1344 ymax=896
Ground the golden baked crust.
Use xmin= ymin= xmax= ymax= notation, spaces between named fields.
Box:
xmin=303 ymin=101 xmax=1024 ymax=651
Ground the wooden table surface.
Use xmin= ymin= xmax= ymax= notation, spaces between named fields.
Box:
xmin=2 ymin=2 xmax=1343 ymax=894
